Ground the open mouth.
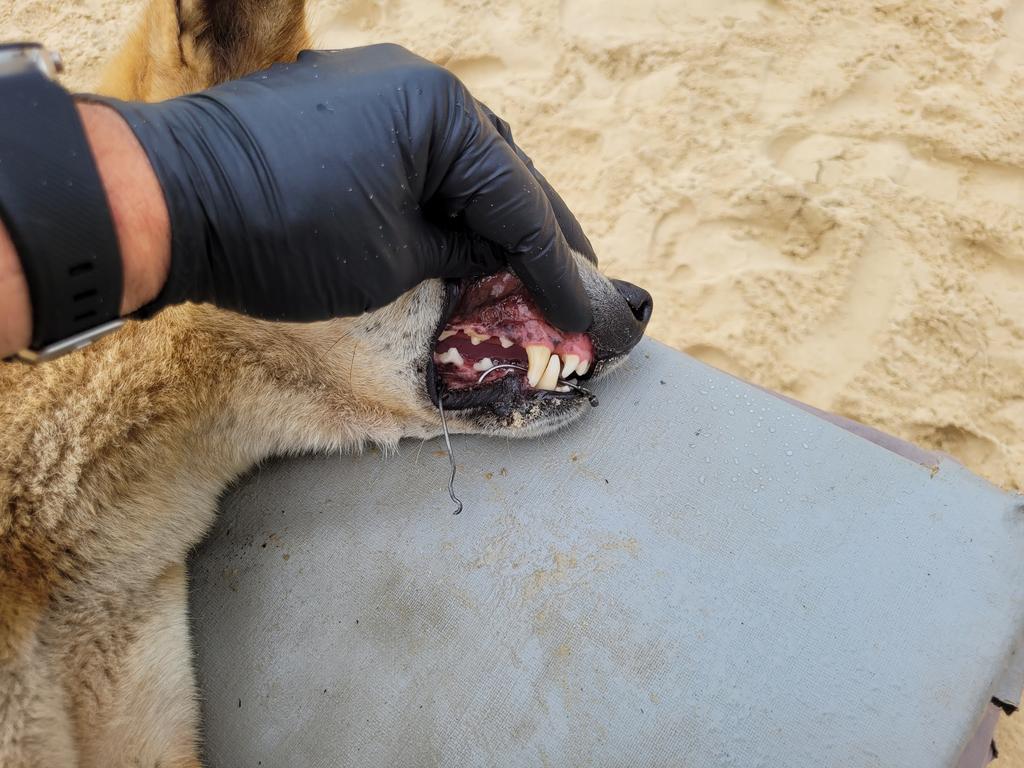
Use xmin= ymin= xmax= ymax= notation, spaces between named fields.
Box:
xmin=428 ymin=271 xmax=597 ymax=411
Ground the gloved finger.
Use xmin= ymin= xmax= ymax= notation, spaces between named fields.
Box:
xmin=430 ymin=96 xmax=593 ymax=333
xmin=415 ymin=221 xmax=507 ymax=280
xmin=476 ymin=101 xmax=597 ymax=265
xmin=358 ymin=222 xmax=504 ymax=312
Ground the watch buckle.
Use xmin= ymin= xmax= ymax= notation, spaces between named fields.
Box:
xmin=15 ymin=319 xmax=126 ymax=363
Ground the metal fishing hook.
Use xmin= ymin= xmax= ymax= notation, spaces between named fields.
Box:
xmin=476 ymin=363 xmax=529 ymax=384
xmin=476 ymin=364 xmax=600 ymax=407
xmin=436 ymin=395 xmax=462 ymax=515
xmin=437 ymin=361 xmax=600 ymax=516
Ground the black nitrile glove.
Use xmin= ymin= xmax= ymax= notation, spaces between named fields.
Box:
xmin=90 ymin=44 xmax=594 ymax=332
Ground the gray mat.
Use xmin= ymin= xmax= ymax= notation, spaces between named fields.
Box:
xmin=190 ymin=339 xmax=1024 ymax=767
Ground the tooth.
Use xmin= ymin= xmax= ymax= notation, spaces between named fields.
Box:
xmin=576 ymin=359 xmax=590 ymax=376
xmin=436 ymin=347 xmax=464 ymax=367
xmin=556 ymin=385 xmax=571 ymax=393
xmin=468 ymin=332 xmax=489 ymax=346
xmin=525 ymin=345 xmax=552 ymax=387
xmin=562 ymin=354 xmax=580 ymax=378
xmin=537 ymin=354 xmax=561 ymax=391
xmin=438 ymin=329 xmax=457 ymax=341
xmin=472 ymin=357 xmax=495 ymax=372
xmin=499 ymin=336 xmax=514 ymax=349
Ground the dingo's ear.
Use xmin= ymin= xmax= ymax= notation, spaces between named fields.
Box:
xmin=98 ymin=0 xmax=309 ymax=102
xmin=187 ymin=0 xmax=309 ymax=84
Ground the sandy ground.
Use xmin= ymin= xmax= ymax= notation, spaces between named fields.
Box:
xmin=3 ymin=0 xmax=1024 ymax=762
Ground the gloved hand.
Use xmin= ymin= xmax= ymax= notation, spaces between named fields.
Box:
xmin=90 ymin=44 xmax=594 ymax=333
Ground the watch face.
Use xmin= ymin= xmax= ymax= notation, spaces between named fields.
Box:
xmin=0 ymin=43 xmax=62 ymax=79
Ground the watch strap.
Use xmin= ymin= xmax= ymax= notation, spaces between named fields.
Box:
xmin=0 ymin=68 xmax=122 ymax=350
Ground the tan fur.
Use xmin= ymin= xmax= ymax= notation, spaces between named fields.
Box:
xmin=0 ymin=290 xmax=457 ymax=764
xmin=0 ymin=5 xmax=414 ymax=760
xmin=0 ymin=3 xmax=624 ymax=764
xmin=99 ymin=0 xmax=309 ymax=101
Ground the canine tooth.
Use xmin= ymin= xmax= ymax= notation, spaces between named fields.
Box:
xmin=468 ymin=331 xmax=489 ymax=345
xmin=436 ymin=347 xmax=464 ymax=367
xmin=576 ymin=359 xmax=590 ymax=376
xmin=562 ymin=354 xmax=581 ymax=378
xmin=473 ymin=357 xmax=495 ymax=372
xmin=499 ymin=336 xmax=514 ymax=349
xmin=537 ymin=355 xmax=561 ymax=391
xmin=438 ymin=329 xmax=457 ymax=341
xmin=526 ymin=345 xmax=552 ymax=387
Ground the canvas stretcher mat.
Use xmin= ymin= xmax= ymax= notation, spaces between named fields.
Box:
xmin=189 ymin=339 xmax=1024 ymax=767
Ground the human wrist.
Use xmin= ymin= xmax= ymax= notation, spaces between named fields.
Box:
xmin=0 ymin=95 xmax=170 ymax=359
xmin=75 ymin=101 xmax=170 ymax=315
xmin=0 ymin=221 xmax=31 ymax=355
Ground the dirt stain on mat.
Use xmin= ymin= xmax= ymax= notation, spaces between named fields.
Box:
xmin=524 ymin=550 xmax=579 ymax=600
xmin=601 ymin=537 xmax=640 ymax=557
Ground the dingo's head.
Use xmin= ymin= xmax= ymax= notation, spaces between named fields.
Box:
xmin=334 ymin=262 xmax=651 ymax=438
xmin=104 ymin=0 xmax=651 ymax=440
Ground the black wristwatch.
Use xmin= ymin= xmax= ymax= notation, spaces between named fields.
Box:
xmin=0 ymin=42 xmax=124 ymax=363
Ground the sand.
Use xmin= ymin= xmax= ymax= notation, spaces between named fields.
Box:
xmin=3 ymin=0 xmax=1024 ymax=762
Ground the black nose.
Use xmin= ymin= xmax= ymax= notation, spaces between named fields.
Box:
xmin=611 ymin=279 xmax=654 ymax=325
xmin=588 ymin=278 xmax=653 ymax=359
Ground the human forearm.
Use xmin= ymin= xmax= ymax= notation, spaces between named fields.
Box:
xmin=0 ymin=102 xmax=170 ymax=359
xmin=4 ymin=45 xmax=596 ymax=362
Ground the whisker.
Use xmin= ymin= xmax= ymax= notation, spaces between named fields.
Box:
xmin=320 ymin=326 xmax=356 ymax=364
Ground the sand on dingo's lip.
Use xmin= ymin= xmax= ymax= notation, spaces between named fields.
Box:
xmin=3 ymin=0 xmax=1024 ymax=761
